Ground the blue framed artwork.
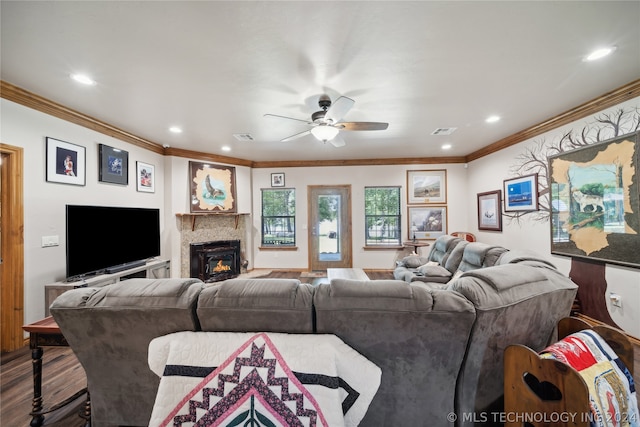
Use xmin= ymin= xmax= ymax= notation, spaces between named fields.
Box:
xmin=503 ymin=173 xmax=538 ymax=212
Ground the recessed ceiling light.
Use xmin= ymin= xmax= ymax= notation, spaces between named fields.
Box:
xmin=169 ymin=126 xmax=182 ymax=134
xmin=70 ymin=73 xmax=96 ymax=86
xmin=486 ymin=115 xmax=500 ymax=123
xmin=221 ymin=146 xmax=231 ymax=152
xmin=441 ymin=144 xmax=452 ymax=150
xmin=584 ymin=46 xmax=617 ymax=62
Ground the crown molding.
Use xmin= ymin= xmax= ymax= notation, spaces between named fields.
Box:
xmin=465 ymin=79 xmax=640 ymax=162
xmin=3 ymin=79 xmax=639 ymax=167
xmin=0 ymin=81 xmax=164 ymax=155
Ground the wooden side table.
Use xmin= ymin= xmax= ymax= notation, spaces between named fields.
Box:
xmin=22 ymin=316 xmax=90 ymax=427
xmin=402 ymin=241 xmax=430 ymax=255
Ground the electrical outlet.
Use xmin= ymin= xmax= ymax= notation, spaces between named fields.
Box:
xmin=609 ymin=293 xmax=622 ymax=308
xmin=41 ymin=235 xmax=59 ymax=247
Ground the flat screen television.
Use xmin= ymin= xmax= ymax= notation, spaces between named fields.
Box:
xmin=66 ymin=205 xmax=161 ymax=280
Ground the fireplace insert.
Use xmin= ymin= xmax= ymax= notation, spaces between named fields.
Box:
xmin=190 ymin=240 xmax=241 ymax=282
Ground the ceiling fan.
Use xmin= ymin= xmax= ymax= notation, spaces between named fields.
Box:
xmin=264 ymin=94 xmax=389 ymax=147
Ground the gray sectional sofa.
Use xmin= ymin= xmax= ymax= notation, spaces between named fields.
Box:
xmin=50 ymin=247 xmax=577 ymax=427
xmin=394 ymin=235 xmax=510 ymax=284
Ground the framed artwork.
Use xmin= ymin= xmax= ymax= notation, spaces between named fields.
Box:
xmin=136 ymin=161 xmax=155 ymax=193
xmin=99 ymin=144 xmax=129 ymax=185
xmin=45 ymin=137 xmax=86 ymax=186
xmin=407 ymin=169 xmax=447 ymax=204
xmin=548 ymin=130 xmax=640 ymax=268
xmin=503 ymin=173 xmax=538 ymax=212
xmin=271 ymin=173 xmax=285 ymax=187
xmin=408 ymin=206 xmax=447 ymax=240
xmin=477 ymin=190 xmax=502 ymax=231
xmin=189 ymin=161 xmax=237 ymax=213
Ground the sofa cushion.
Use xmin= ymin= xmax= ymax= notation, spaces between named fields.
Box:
xmin=456 ymin=243 xmax=509 ymax=272
xmin=443 ymin=240 xmax=468 ymax=272
xmin=197 ymin=278 xmax=315 ymax=333
xmin=314 ymin=279 xmax=476 ymax=425
xmin=427 ymin=235 xmax=463 ymax=266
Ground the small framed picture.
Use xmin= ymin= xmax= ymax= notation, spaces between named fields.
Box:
xmin=407 ymin=169 xmax=447 ymax=204
xmin=408 ymin=206 xmax=448 ymax=240
xmin=45 ymin=137 xmax=86 ymax=186
xmin=503 ymin=174 xmax=538 ymax=212
xmin=136 ymin=161 xmax=155 ymax=193
xmin=99 ymin=144 xmax=129 ymax=185
xmin=477 ymin=190 xmax=502 ymax=231
xmin=271 ymin=172 xmax=285 ymax=187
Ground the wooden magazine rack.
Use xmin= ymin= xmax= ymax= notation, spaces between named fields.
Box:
xmin=504 ymin=317 xmax=634 ymax=427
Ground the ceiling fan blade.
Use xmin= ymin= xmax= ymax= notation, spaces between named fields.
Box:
xmin=324 ymin=96 xmax=355 ymax=124
xmin=281 ymin=129 xmax=311 ymax=142
xmin=328 ymin=133 xmax=346 ymax=148
xmin=264 ymin=113 xmax=313 ymax=125
xmin=339 ymin=121 xmax=389 ymax=131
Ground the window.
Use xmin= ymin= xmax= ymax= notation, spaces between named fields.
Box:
xmin=261 ymin=189 xmax=295 ymax=246
xmin=365 ymin=186 xmax=401 ymax=246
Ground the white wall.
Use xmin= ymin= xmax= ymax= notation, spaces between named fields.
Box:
xmin=250 ymin=164 xmax=469 ymax=270
xmin=3 ymin=95 xmax=639 ymax=337
xmin=1 ymin=99 xmax=165 ymax=325
xmin=467 ymin=97 xmax=640 ymax=336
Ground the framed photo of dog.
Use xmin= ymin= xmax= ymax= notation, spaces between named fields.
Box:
xmin=548 ymin=130 xmax=640 ymax=268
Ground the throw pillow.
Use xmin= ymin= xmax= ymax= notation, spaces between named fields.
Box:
xmin=402 ymin=255 xmax=428 ymax=268
xmin=417 ymin=265 xmax=452 ymax=277
xmin=426 ymin=261 xmax=439 ymax=266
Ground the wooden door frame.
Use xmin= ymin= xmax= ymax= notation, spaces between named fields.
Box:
xmin=307 ymin=185 xmax=352 ymax=271
xmin=1 ymin=143 xmax=25 ymax=352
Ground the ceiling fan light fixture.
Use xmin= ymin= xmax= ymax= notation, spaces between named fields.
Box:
xmin=311 ymin=125 xmax=339 ymax=142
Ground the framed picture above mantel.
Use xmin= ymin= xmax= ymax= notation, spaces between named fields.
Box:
xmin=189 ymin=161 xmax=237 ymax=213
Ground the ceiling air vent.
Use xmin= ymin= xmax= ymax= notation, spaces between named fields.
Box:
xmin=431 ymin=127 xmax=457 ymax=136
xmin=233 ymin=133 xmax=254 ymax=141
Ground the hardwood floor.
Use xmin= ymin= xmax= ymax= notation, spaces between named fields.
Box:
xmin=2 ymin=270 xmax=638 ymax=426
xmin=1 ymin=346 xmax=87 ymax=426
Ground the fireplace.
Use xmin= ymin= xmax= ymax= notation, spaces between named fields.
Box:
xmin=190 ymin=240 xmax=241 ymax=282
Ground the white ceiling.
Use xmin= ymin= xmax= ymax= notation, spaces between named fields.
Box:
xmin=2 ymin=1 xmax=639 ymax=163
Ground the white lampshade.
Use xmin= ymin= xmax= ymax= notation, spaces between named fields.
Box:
xmin=311 ymin=125 xmax=339 ymax=142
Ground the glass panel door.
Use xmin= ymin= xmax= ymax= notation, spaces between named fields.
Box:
xmin=308 ymin=185 xmax=352 ymax=271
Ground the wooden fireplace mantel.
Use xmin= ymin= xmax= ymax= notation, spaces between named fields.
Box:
xmin=176 ymin=212 xmax=249 ymax=231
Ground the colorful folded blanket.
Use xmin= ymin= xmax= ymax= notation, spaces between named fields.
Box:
xmin=541 ymin=330 xmax=639 ymax=427
xmin=147 ymin=332 xmax=381 ymax=427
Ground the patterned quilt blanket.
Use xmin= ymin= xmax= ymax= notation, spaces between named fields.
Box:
xmin=147 ymin=332 xmax=381 ymax=427
xmin=541 ymin=330 xmax=639 ymax=427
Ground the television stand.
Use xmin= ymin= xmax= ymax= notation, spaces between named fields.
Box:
xmin=44 ymin=259 xmax=170 ymax=316
xmin=106 ymin=260 xmax=146 ymax=274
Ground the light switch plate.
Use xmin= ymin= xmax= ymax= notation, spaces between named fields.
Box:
xmin=41 ymin=235 xmax=59 ymax=247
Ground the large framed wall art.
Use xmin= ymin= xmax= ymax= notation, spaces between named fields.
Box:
xmin=189 ymin=161 xmax=237 ymax=213
xmin=548 ymin=130 xmax=640 ymax=268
